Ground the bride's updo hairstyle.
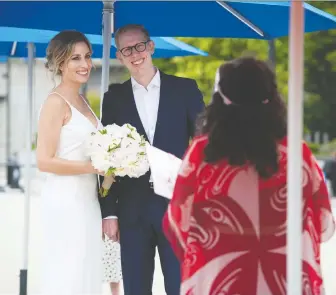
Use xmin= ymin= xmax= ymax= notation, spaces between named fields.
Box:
xmin=45 ymin=30 xmax=92 ymax=80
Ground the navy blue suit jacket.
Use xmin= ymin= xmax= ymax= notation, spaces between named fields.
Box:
xmin=99 ymin=71 xmax=204 ymax=223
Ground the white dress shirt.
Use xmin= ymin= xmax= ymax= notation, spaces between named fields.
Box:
xmin=131 ymin=70 xmax=161 ymax=145
xmin=104 ymin=70 xmax=161 ymax=220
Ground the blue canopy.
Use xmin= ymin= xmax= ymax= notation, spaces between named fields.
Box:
xmin=0 ymin=56 xmax=7 ymax=63
xmin=0 ymin=1 xmax=335 ymax=39
xmin=0 ymin=27 xmax=207 ymax=58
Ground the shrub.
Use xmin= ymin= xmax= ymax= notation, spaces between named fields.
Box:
xmin=307 ymin=142 xmax=320 ymax=154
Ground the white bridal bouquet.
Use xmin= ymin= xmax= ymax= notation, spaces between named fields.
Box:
xmin=86 ymin=123 xmax=150 ymax=197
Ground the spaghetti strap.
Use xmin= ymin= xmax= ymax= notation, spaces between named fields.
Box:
xmin=49 ymin=91 xmax=72 ymax=108
xmin=47 ymin=92 xmax=98 ymax=129
xmin=79 ymin=94 xmax=98 ymax=120
xmin=79 ymin=94 xmax=90 ymax=108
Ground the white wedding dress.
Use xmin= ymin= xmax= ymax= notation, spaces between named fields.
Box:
xmin=39 ymin=92 xmax=103 ymax=295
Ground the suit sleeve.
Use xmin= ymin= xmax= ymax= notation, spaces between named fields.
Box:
xmin=187 ymin=79 xmax=205 ymax=138
xmin=99 ymin=88 xmax=119 ymax=218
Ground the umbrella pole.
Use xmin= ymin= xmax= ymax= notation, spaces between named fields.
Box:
xmin=100 ymin=0 xmax=114 ymax=117
xmin=19 ymin=42 xmax=35 ymax=295
xmin=5 ymin=59 xmax=11 ymax=187
xmin=286 ymin=1 xmax=304 ymax=295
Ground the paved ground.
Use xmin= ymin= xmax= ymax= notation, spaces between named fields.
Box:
xmin=0 ymin=167 xmax=336 ymax=295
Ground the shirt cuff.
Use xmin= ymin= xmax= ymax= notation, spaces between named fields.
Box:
xmin=104 ymin=216 xmax=118 ymax=219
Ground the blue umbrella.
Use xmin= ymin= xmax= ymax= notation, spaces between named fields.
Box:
xmin=0 ymin=27 xmax=208 ymax=58
xmin=0 ymin=1 xmax=336 ymax=39
xmin=1 ymin=1 xmax=335 ymax=97
xmin=116 ymin=1 xmax=336 ymax=38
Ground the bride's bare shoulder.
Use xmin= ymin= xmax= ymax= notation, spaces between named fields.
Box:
xmin=39 ymin=93 xmax=69 ymax=119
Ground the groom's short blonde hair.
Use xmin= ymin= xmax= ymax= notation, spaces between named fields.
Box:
xmin=114 ymin=24 xmax=150 ymax=48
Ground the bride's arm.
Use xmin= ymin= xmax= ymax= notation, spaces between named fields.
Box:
xmin=36 ymin=94 xmax=95 ymax=175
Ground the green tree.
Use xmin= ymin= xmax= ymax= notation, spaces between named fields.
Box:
xmin=302 ymin=2 xmax=336 ymax=138
xmin=154 ymin=38 xmax=289 ymax=105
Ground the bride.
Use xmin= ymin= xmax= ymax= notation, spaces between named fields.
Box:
xmin=36 ymin=30 xmax=108 ymax=295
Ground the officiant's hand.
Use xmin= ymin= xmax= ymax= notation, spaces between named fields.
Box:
xmin=102 ymin=219 xmax=119 ymax=242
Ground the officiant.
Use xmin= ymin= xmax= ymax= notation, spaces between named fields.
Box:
xmin=99 ymin=24 xmax=205 ymax=295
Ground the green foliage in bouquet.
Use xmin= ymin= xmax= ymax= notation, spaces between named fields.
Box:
xmin=96 ymin=123 xmax=149 ymax=198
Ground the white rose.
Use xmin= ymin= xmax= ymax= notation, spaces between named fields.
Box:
xmin=105 ymin=124 xmax=121 ymax=135
xmin=115 ymin=167 xmax=127 ymax=177
xmin=106 ymin=124 xmax=129 ymax=139
xmin=130 ymin=130 xmax=141 ymax=142
xmin=91 ymin=152 xmax=111 ymax=172
xmin=108 ymin=150 xmax=123 ymax=168
xmin=89 ymin=132 xmax=110 ymax=152
xmin=120 ymin=137 xmax=134 ymax=150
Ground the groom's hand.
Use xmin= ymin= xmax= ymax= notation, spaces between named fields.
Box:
xmin=102 ymin=219 xmax=119 ymax=242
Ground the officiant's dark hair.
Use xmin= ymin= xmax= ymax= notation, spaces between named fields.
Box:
xmin=114 ymin=24 xmax=150 ymax=48
xmin=45 ymin=30 xmax=92 ymax=80
xmin=197 ymin=56 xmax=287 ymax=178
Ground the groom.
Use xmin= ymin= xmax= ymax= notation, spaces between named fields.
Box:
xmin=100 ymin=24 xmax=204 ymax=295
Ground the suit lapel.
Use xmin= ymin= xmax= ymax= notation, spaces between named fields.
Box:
xmin=153 ymin=72 xmax=173 ymax=147
xmin=123 ymin=79 xmax=150 ymax=142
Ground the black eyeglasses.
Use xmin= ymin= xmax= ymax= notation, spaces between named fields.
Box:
xmin=119 ymin=40 xmax=151 ymax=57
